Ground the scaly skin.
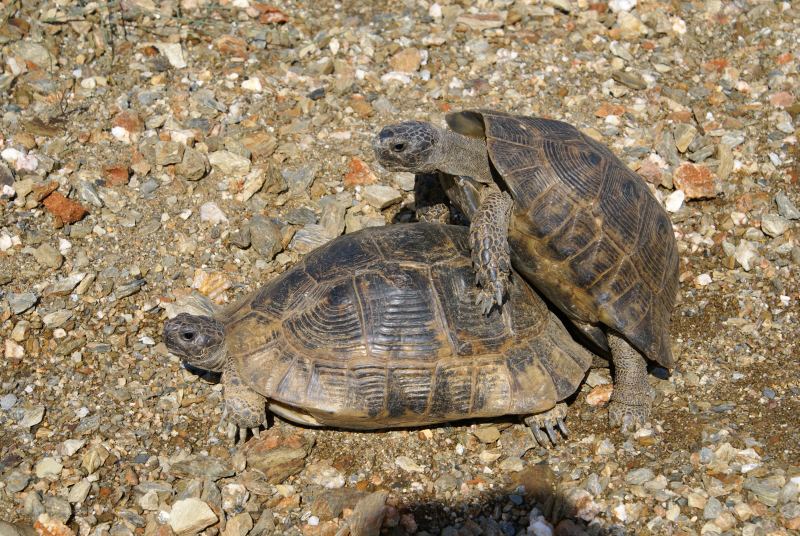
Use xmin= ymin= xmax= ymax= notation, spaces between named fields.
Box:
xmin=607 ymin=332 xmax=655 ymax=431
xmin=416 ymin=203 xmax=451 ymax=224
xmin=524 ymin=403 xmax=569 ymax=448
xmin=469 ymin=190 xmax=513 ymax=315
xmin=222 ymin=358 xmax=266 ymax=445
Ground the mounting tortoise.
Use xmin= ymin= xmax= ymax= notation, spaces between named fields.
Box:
xmin=373 ymin=110 xmax=680 ymax=430
xmin=163 ymin=223 xmax=596 ymax=446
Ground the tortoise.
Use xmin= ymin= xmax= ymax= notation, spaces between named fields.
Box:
xmin=373 ymin=110 xmax=680 ymax=430
xmin=163 ymin=223 xmax=596 ymax=446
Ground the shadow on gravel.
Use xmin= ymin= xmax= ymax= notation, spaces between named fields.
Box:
xmin=398 ymin=483 xmax=623 ymax=535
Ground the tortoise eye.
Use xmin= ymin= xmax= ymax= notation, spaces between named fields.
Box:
xmin=181 ymin=330 xmax=196 ymax=342
xmin=392 ymin=142 xmax=406 ymax=152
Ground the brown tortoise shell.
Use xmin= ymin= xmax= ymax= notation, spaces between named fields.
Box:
xmin=447 ymin=110 xmax=680 ymax=369
xmin=222 ymin=224 xmax=593 ymax=429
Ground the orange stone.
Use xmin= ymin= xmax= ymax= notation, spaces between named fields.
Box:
xmin=42 ymin=192 xmax=89 ymax=224
xmin=112 ymin=111 xmax=142 ymax=133
xmin=34 ymin=514 xmax=74 ymax=536
xmin=103 ymin=165 xmax=130 ymax=186
xmin=703 ymin=58 xmax=728 ymax=73
xmin=595 ymin=103 xmax=625 ymax=118
xmin=253 ymin=4 xmax=289 ymax=24
xmin=776 ymin=52 xmax=793 ymax=65
xmin=636 ymin=160 xmax=663 ymax=185
xmin=769 ymin=91 xmax=795 ymax=108
xmin=215 ymin=35 xmax=248 ymax=58
xmin=586 ymin=384 xmax=613 ymax=406
xmin=344 ymin=157 xmax=377 ymax=188
xmin=673 ymin=163 xmax=717 ymax=199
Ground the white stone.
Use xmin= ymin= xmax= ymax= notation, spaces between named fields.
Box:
xmin=208 ymin=150 xmax=251 ymax=176
xmin=200 ymin=202 xmax=228 ymax=225
xmin=429 ymin=2 xmax=442 ymax=18
xmin=111 ymin=126 xmax=132 ymax=143
xmin=395 ymin=456 xmax=425 ymax=473
xmin=60 ymin=439 xmax=86 ymax=456
xmin=242 ymin=77 xmax=262 ymax=92
xmin=35 ymin=457 xmax=63 ymax=479
xmin=363 ymin=185 xmax=402 ymax=209
xmin=0 ymin=234 xmax=12 ymax=251
xmin=1 ymin=147 xmax=23 ymax=164
xmin=139 ymin=490 xmax=160 ymax=510
xmin=734 ymin=240 xmax=758 ymax=271
xmin=154 ymin=42 xmax=187 ymax=69
xmin=761 ymin=214 xmax=790 ymax=237
xmin=168 ymin=498 xmax=218 ymax=535
xmin=609 ymin=0 xmax=636 ymax=12
xmin=68 ymin=479 xmax=92 ymax=503
xmin=665 ymin=190 xmax=685 ymax=212
xmin=695 ymin=273 xmax=712 ymax=286
xmin=4 ymin=339 xmax=24 ymax=359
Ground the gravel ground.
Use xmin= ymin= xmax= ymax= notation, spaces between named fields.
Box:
xmin=1 ymin=0 xmax=799 ymax=535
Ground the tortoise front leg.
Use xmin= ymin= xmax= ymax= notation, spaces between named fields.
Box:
xmin=469 ymin=189 xmax=513 ymax=315
xmin=416 ymin=203 xmax=451 ymax=223
xmin=607 ymin=332 xmax=655 ymax=432
xmin=222 ymin=360 xmax=267 ymax=445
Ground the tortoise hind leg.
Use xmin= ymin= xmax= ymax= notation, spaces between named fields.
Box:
xmin=524 ymin=402 xmax=569 ymax=448
xmin=607 ymin=332 xmax=655 ymax=432
xmin=470 ymin=189 xmax=513 ymax=315
xmin=416 ymin=203 xmax=451 ymax=223
xmin=222 ymin=360 xmax=267 ymax=445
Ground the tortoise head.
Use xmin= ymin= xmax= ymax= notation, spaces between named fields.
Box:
xmin=373 ymin=121 xmax=445 ymax=173
xmin=163 ymin=313 xmax=226 ymax=372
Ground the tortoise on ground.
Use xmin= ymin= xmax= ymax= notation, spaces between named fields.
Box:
xmin=163 ymin=223 xmax=596 ymax=446
xmin=373 ymin=110 xmax=680 ymax=430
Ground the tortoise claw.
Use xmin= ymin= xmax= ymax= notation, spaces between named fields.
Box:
xmin=557 ymin=418 xmax=569 ymax=437
xmin=524 ymin=403 xmax=570 ymax=448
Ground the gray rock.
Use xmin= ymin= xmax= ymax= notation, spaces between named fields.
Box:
xmin=612 ymin=70 xmax=647 ymax=89
xmin=77 ymin=181 xmax=104 ymax=207
xmin=744 ymin=476 xmax=784 ymax=506
xmin=10 ymin=41 xmax=53 ymax=67
xmin=8 ymin=292 xmax=39 ymax=314
xmin=250 ymin=217 xmax=283 ymax=259
xmin=673 ymin=124 xmax=697 ymax=153
xmin=154 ymin=141 xmax=184 ymax=166
xmin=221 ymin=513 xmax=253 ymax=536
xmin=290 ymin=224 xmax=331 ymax=254
xmin=35 ymin=457 xmax=63 ymax=479
xmin=286 ymin=207 xmax=317 ymax=225
xmin=363 ymin=184 xmax=402 ymax=209
xmin=67 ymin=479 xmax=92 ymax=504
xmin=43 ymin=309 xmax=72 ymax=329
xmin=250 ymin=510 xmax=275 ymax=536
xmin=45 ymin=273 xmax=86 ymax=296
xmin=0 ymin=521 xmax=35 ymax=536
xmin=319 ymin=194 xmax=350 ymax=239
xmin=176 ymin=147 xmax=209 ymax=180
xmin=775 ymin=191 xmax=800 ymax=220
xmin=221 ymin=483 xmax=249 ymax=513
xmin=168 ymin=498 xmax=218 ymax=535
xmin=761 ymin=214 xmax=791 ymax=237
xmin=625 ymin=468 xmax=655 ymax=485
xmin=283 ymin=165 xmax=317 ymax=196
xmin=43 ymin=495 xmax=72 ymax=522
xmin=209 ymin=150 xmax=251 ymax=176
xmin=170 ymin=455 xmax=234 ymax=481
xmin=32 ymin=243 xmax=63 ymax=269
xmin=703 ymin=496 xmax=723 ymax=519
xmin=4 ymin=470 xmax=30 ymax=493
xmin=22 ymin=492 xmax=45 ymax=522
xmin=18 ymin=405 xmax=45 ymax=427
xmin=0 ymin=393 xmax=18 ymax=410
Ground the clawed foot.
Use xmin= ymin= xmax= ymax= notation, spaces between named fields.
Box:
xmin=525 ymin=403 xmax=569 ymax=448
xmin=469 ymin=190 xmax=513 ymax=316
xmin=474 ymin=278 xmax=507 ymax=316
xmin=218 ymin=406 xmax=263 ymax=446
xmin=607 ymin=388 xmax=655 ymax=433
